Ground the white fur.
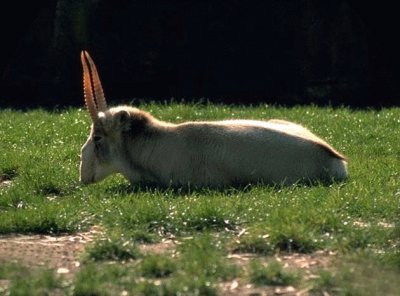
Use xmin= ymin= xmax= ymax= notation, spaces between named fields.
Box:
xmin=80 ymin=107 xmax=348 ymax=188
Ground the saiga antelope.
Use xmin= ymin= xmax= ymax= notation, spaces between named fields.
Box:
xmin=79 ymin=51 xmax=348 ymax=188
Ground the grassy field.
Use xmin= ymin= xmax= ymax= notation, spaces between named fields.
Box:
xmin=0 ymin=102 xmax=399 ymax=295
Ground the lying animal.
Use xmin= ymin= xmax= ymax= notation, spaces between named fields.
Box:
xmin=79 ymin=51 xmax=348 ymax=188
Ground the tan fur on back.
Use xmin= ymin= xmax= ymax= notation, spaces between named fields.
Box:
xmin=266 ymin=119 xmax=346 ymax=160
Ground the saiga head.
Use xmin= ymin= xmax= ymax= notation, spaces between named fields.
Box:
xmin=79 ymin=51 xmax=134 ymax=184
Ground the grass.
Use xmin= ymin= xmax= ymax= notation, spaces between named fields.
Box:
xmin=0 ymin=102 xmax=399 ymax=294
xmin=73 ymin=234 xmax=236 ymax=295
xmin=140 ymin=254 xmax=177 ymax=278
xmin=249 ymin=260 xmax=300 ymax=286
xmin=84 ymin=235 xmax=141 ymax=262
xmin=311 ymin=255 xmax=400 ymax=296
xmin=0 ymin=264 xmax=65 ymax=295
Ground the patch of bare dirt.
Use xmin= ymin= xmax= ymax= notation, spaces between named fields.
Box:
xmin=219 ymin=280 xmax=309 ymax=296
xmin=277 ymin=250 xmax=334 ymax=279
xmin=222 ymin=250 xmax=335 ymax=295
xmin=139 ymin=238 xmax=177 ymax=255
xmin=353 ymin=220 xmax=395 ymax=229
xmin=0 ymin=228 xmax=177 ymax=277
xmin=0 ymin=226 xmax=102 ymax=275
xmin=228 ymin=250 xmax=333 ymax=270
xmin=0 ymin=228 xmax=335 ymax=295
xmin=0 ymin=180 xmax=13 ymax=189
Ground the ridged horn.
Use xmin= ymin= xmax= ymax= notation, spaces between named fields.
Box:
xmin=84 ymin=51 xmax=107 ymax=112
xmin=81 ymin=51 xmax=98 ymax=122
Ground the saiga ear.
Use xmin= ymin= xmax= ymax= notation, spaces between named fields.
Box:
xmin=115 ymin=110 xmax=131 ymax=131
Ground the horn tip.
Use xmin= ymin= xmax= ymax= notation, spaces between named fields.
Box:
xmin=81 ymin=50 xmax=91 ymax=60
xmin=84 ymin=51 xmax=91 ymax=59
xmin=80 ymin=51 xmax=86 ymax=62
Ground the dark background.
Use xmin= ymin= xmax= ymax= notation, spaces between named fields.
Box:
xmin=0 ymin=0 xmax=399 ymax=108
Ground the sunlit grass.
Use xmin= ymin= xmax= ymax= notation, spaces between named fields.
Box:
xmin=249 ymin=260 xmax=301 ymax=286
xmin=84 ymin=235 xmax=141 ymax=262
xmin=0 ymin=263 xmax=65 ymax=295
xmin=1 ymin=102 xmax=399 ymax=294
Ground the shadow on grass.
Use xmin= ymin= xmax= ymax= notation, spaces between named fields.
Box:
xmin=0 ymin=166 xmax=19 ymax=182
xmin=102 ymin=179 xmax=340 ymax=197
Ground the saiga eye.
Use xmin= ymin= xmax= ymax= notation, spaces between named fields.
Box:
xmin=93 ymin=135 xmax=102 ymax=142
